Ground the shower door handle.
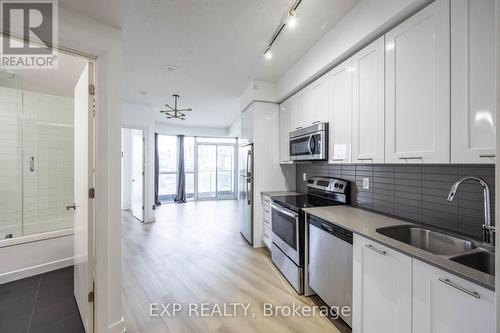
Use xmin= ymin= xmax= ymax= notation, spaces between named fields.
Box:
xmin=29 ymin=157 xmax=35 ymax=172
xmin=66 ymin=204 xmax=76 ymax=211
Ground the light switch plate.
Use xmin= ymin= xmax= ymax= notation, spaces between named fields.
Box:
xmin=303 ymin=173 xmax=307 ymax=181
xmin=363 ymin=177 xmax=370 ymax=190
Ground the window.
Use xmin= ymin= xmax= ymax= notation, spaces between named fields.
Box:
xmin=158 ymin=135 xmax=177 ymax=202
xmin=157 ymin=135 xmax=237 ymax=202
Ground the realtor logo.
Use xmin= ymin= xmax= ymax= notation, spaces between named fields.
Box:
xmin=0 ymin=0 xmax=58 ymax=69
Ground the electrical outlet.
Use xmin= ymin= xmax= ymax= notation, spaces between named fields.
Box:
xmin=303 ymin=173 xmax=307 ymax=181
xmin=363 ymin=177 xmax=370 ymax=190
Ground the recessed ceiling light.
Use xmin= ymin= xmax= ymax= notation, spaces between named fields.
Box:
xmin=164 ymin=64 xmax=178 ymax=71
xmin=139 ymin=90 xmax=148 ymax=95
xmin=264 ymin=50 xmax=273 ymax=60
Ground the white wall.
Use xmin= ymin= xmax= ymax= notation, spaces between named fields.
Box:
xmin=277 ymin=0 xmax=432 ymax=100
xmin=121 ymin=129 xmax=132 ymax=210
xmin=58 ymin=7 xmax=124 ymax=333
xmin=155 ymin=121 xmax=228 ymax=137
xmin=228 ymin=116 xmax=241 ymax=138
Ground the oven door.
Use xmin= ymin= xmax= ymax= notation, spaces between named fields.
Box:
xmin=270 ymin=202 xmax=300 ymax=265
xmin=289 ymin=131 xmax=326 ymax=161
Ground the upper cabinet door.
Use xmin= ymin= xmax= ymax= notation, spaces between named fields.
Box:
xmin=329 ymin=59 xmax=353 ymax=163
xmin=385 ymin=0 xmax=450 ymax=163
xmin=451 ymin=0 xmax=496 ymax=164
xmin=293 ymin=88 xmax=309 ymax=131
xmin=413 ymin=259 xmax=495 ymax=333
xmin=352 ymin=36 xmax=385 ymax=163
xmin=309 ymin=74 xmax=330 ymax=126
xmin=279 ymin=98 xmax=294 ymax=163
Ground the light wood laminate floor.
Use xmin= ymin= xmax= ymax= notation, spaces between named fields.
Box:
xmin=122 ymin=200 xmax=344 ymax=333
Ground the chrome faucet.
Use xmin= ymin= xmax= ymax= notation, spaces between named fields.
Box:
xmin=447 ymin=176 xmax=495 ymax=246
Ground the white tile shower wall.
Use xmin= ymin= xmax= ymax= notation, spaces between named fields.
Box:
xmin=296 ymin=163 xmax=495 ymax=238
xmin=22 ymin=92 xmax=74 ymax=235
xmin=0 ymin=87 xmax=22 ymax=237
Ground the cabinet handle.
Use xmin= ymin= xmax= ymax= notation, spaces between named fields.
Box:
xmin=479 ymin=154 xmax=495 ymax=158
xmin=399 ymin=157 xmax=422 ymax=160
xmin=365 ymin=244 xmax=386 ymax=255
xmin=357 ymin=157 xmax=373 ymax=161
xmin=29 ymin=156 xmax=35 ymax=172
xmin=330 ymin=158 xmax=344 ymax=162
xmin=438 ymin=278 xmax=480 ymax=299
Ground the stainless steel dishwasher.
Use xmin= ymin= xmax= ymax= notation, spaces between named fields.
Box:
xmin=308 ymin=214 xmax=353 ymax=327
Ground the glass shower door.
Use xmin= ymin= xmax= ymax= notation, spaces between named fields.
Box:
xmin=0 ymin=87 xmax=23 ymax=238
xmin=22 ymin=92 xmax=74 ymax=235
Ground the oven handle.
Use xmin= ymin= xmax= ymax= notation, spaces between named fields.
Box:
xmin=270 ymin=202 xmax=298 ymax=219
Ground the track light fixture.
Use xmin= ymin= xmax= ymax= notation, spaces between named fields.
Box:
xmin=264 ymin=0 xmax=302 ymax=59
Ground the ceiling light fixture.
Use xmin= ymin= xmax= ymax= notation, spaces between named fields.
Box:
xmin=160 ymin=94 xmax=192 ymax=120
xmin=263 ymin=0 xmax=302 ymax=59
xmin=164 ymin=64 xmax=178 ymax=71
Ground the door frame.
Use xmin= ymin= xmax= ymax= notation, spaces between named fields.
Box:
xmin=121 ymin=127 xmax=145 ymax=222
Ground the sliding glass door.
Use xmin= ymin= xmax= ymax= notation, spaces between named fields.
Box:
xmin=195 ymin=142 xmax=236 ymax=200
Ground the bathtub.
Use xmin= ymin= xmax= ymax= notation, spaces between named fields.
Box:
xmin=0 ymin=228 xmax=74 ymax=284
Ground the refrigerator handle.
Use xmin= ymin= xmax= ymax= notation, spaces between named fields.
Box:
xmin=246 ymin=149 xmax=251 ymax=205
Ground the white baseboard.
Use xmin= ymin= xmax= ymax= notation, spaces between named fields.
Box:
xmin=108 ymin=317 xmax=126 ymax=333
xmin=0 ymin=257 xmax=74 ymax=284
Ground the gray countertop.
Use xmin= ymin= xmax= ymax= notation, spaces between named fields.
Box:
xmin=261 ymin=191 xmax=303 ymax=197
xmin=302 ymin=206 xmax=495 ymax=291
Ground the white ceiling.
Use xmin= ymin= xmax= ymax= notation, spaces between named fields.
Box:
xmin=0 ymin=48 xmax=88 ymax=97
xmin=62 ymin=0 xmax=359 ymax=128
xmin=59 ymin=0 xmax=132 ymax=29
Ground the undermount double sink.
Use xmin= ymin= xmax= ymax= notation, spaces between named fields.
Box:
xmin=377 ymin=225 xmax=495 ymax=276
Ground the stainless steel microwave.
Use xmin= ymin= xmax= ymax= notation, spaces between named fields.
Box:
xmin=289 ymin=123 xmax=328 ymax=161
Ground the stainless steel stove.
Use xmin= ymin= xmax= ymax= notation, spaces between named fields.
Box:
xmin=270 ymin=177 xmax=349 ymax=294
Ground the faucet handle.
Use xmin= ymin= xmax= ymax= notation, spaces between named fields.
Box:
xmin=482 ymin=225 xmax=495 ymax=246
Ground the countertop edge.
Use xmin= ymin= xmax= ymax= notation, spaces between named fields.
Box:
xmin=303 ymin=206 xmax=495 ymax=292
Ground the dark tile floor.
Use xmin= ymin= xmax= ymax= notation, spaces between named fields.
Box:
xmin=0 ymin=266 xmax=85 ymax=333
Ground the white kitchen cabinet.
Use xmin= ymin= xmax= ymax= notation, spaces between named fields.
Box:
xmin=451 ymin=0 xmax=496 ymax=164
xmin=352 ymin=36 xmax=385 ymax=163
xmin=279 ymin=98 xmax=294 ymax=163
xmin=328 ymin=59 xmax=352 ymax=163
xmin=308 ymin=74 xmax=330 ymax=126
xmin=240 ymin=104 xmax=254 ymax=142
xmin=262 ymin=194 xmax=272 ymax=250
xmin=352 ymin=235 xmax=412 ymax=333
xmin=385 ymin=0 xmax=450 ymax=163
xmin=413 ymin=259 xmax=495 ymax=333
xmin=293 ymin=88 xmax=309 ymax=131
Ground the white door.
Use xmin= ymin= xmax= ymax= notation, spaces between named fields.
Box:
xmin=294 ymin=88 xmax=309 ymax=130
xmin=352 ymin=235 xmax=412 ymax=333
xmin=279 ymin=98 xmax=293 ymax=163
xmin=352 ymin=36 xmax=385 ymax=163
xmin=131 ymin=129 xmax=144 ymax=221
xmin=329 ymin=59 xmax=353 ymax=163
xmin=309 ymin=74 xmax=330 ymax=125
xmin=73 ymin=62 xmax=95 ymax=333
xmin=385 ymin=0 xmax=450 ymax=163
xmin=451 ymin=0 xmax=496 ymax=163
xmin=412 ymin=259 xmax=495 ymax=333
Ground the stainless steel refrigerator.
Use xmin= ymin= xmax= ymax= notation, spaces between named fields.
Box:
xmin=239 ymin=143 xmax=253 ymax=245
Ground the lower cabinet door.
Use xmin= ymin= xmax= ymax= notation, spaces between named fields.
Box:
xmin=352 ymin=235 xmax=412 ymax=333
xmin=413 ymin=259 xmax=495 ymax=333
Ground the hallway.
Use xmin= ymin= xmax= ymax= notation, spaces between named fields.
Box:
xmin=121 ymin=200 xmax=343 ymax=333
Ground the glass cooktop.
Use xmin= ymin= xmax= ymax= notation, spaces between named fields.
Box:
xmin=271 ymin=194 xmax=344 ymax=212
